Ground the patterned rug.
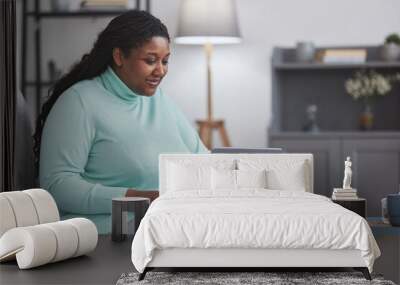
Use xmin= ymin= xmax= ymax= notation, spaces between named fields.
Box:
xmin=116 ymin=271 xmax=396 ymax=285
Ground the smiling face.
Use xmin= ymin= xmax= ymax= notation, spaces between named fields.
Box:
xmin=112 ymin=36 xmax=170 ymax=96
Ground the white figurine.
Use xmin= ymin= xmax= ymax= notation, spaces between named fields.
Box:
xmin=342 ymin=156 xmax=352 ymax=189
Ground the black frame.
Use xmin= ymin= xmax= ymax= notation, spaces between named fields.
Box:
xmin=1 ymin=0 xmax=17 ymax=192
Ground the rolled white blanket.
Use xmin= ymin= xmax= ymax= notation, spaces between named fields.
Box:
xmin=0 ymin=189 xmax=59 ymax=237
xmin=0 ymin=218 xmax=98 ymax=269
xmin=64 ymin=218 xmax=98 ymax=257
xmin=41 ymin=221 xmax=79 ymax=262
xmin=1 ymin=191 xmax=40 ymax=227
xmin=0 ymin=188 xmax=97 ymax=269
xmin=0 ymin=196 xmax=17 ymax=237
xmin=23 ymin=188 xmax=60 ymax=224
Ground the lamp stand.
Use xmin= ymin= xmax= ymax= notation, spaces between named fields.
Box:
xmin=196 ymin=43 xmax=231 ymax=149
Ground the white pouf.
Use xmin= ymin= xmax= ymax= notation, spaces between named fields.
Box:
xmin=0 ymin=189 xmax=98 ymax=269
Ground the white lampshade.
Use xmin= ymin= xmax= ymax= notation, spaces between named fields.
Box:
xmin=175 ymin=0 xmax=241 ymax=45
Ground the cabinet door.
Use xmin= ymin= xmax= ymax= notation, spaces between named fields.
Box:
xmin=342 ymin=139 xmax=400 ymax=217
xmin=270 ymin=138 xmax=341 ymax=197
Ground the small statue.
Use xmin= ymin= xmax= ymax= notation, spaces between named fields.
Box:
xmin=343 ymin=156 xmax=352 ymax=189
xmin=302 ymin=104 xmax=320 ymax=133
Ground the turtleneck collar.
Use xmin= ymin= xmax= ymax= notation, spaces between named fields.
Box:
xmin=100 ymin=66 xmax=141 ymax=104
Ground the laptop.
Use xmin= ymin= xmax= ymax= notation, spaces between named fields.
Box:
xmin=211 ymin=147 xmax=284 ymax=154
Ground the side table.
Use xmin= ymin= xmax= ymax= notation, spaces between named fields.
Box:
xmin=332 ymin=198 xmax=366 ymax=218
xmin=112 ymin=197 xmax=150 ymax=242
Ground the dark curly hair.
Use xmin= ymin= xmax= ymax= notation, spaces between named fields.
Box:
xmin=33 ymin=10 xmax=170 ymax=174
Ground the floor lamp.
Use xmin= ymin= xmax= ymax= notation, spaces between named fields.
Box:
xmin=175 ymin=0 xmax=241 ymax=149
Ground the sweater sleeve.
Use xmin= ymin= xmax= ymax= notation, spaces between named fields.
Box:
xmin=39 ymin=88 xmax=128 ymax=215
xmin=161 ymin=90 xmax=209 ymax=154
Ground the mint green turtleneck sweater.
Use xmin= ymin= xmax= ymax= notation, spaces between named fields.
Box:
xmin=40 ymin=67 xmax=208 ymax=233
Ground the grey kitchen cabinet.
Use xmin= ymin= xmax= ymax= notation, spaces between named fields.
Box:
xmin=270 ymin=132 xmax=400 ymax=216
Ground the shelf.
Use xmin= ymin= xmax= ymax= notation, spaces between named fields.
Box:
xmin=26 ymin=10 xmax=129 ymax=18
xmin=273 ymin=61 xmax=400 ymax=70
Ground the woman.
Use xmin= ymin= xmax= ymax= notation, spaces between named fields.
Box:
xmin=34 ymin=10 xmax=208 ymax=234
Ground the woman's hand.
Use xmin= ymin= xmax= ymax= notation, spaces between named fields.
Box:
xmin=126 ymin=189 xmax=159 ymax=202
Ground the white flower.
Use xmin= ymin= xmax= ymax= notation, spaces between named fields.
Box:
xmin=345 ymin=70 xmax=398 ymax=100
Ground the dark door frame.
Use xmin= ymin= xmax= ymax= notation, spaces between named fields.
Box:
xmin=0 ymin=0 xmax=17 ymax=191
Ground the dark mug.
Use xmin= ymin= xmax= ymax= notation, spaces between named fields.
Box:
xmin=387 ymin=194 xmax=400 ymax=226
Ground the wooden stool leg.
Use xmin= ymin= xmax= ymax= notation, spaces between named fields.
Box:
xmin=197 ymin=120 xmax=230 ymax=149
xmin=218 ymin=123 xmax=231 ymax=147
xmin=205 ymin=124 xmax=212 ymax=149
xmin=198 ymin=122 xmax=208 ymax=149
xmin=198 ymin=121 xmax=212 ymax=149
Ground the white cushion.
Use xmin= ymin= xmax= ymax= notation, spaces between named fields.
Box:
xmin=0 ymin=226 xmax=57 ymax=269
xmin=42 ymin=222 xmax=79 ymax=262
xmin=24 ymin=189 xmax=59 ymax=224
xmin=65 ymin=218 xmax=98 ymax=257
xmin=267 ymin=163 xmax=306 ymax=191
xmin=0 ymin=218 xmax=97 ymax=269
xmin=238 ymin=158 xmax=307 ymax=191
xmin=159 ymin=154 xmax=313 ymax=194
xmin=0 ymin=189 xmax=98 ymax=269
xmin=167 ymin=162 xmax=211 ymax=191
xmin=162 ymin=157 xmax=236 ymax=193
xmin=0 ymin=189 xmax=59 ymax=237
xmin=211 ymin=169 xmax=268 ymax=190
xmin=211 ymin=168 xmax=236 ymax=190
xmin=236 ymin=169 xmax=267 ymax=189
xmin=1 ymin=191 xmax=39 ymax=227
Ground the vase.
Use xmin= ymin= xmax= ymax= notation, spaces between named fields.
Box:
xmin=359 ymin=104 xmax=373 ymax=131
xmin=295 ymin=41 xmax=315 ymax=63
xmin=381 ymin=43 xmax=400 ymax=62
